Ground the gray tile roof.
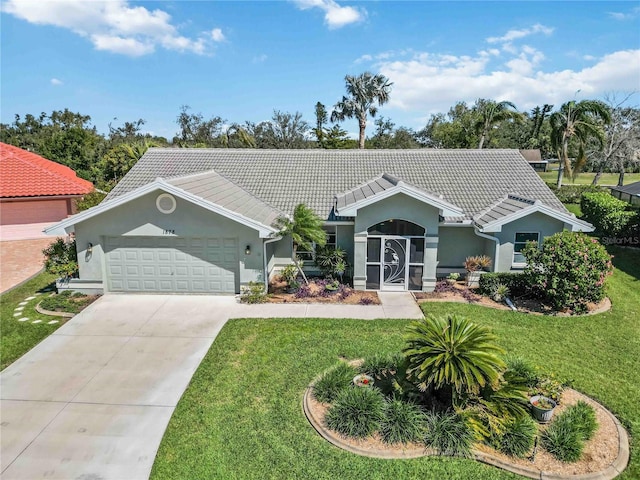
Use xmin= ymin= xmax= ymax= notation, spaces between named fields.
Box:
xmin=474 ymin=194 xmax=537 ymax=227
xmin=167 ymin=170 xmax=285 ymax=228
xmin=106 ymin=148 xmax=568 ymax=221
xmin=610 ymin=181 xmax=640 ymax=196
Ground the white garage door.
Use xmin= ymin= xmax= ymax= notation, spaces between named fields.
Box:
xmin=104 ymin=236 xmax=238 ymax=293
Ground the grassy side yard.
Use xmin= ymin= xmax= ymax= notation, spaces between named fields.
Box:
xmin=152 ymin=247 xmax=639 ymax=480
xmin=537 ymin=171 xmax=640 ymax=186
xmin=0 ymin=272 xmax=65 ymax=370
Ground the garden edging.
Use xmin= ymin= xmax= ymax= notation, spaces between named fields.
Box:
xmin=302 ymin=387 xmax=629 ymax=479
xmin=35 ymin=301 xmax=75 ymax=318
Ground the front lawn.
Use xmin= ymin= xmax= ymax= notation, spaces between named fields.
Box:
xmin=151 ymin=246 xmax=639 ymax=479
xmin=537 ymin=171 xmax=640 ymax=186
xmin=0 ymin=272 xmax=62 ymax=370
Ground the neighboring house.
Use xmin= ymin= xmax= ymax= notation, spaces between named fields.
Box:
xmin=519 ymin=149 xmax=548 ymax=172
xmin=610 ymin=181 xmax=640 ymax=207
xmin=46 ymin=149 xmax=592 ymax=295
xmin=0 ymin=142 xmax=94 ymax=225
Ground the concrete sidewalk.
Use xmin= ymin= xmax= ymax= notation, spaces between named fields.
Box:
xmin=0 ymin=292 xmax=422 ymax=480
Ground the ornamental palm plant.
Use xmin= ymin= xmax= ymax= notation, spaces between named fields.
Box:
xmin=274 ymin=203 xmax=326 ymax=284
xmin=331 ymin=72 xmax=393 ymax=149
xmin=403 ymin=314 xmax=505 ymax=406
xmin=550 ymin=99 xmax=611 ymax=186
xmin=474 ymin=99 xmax=522 ymax=149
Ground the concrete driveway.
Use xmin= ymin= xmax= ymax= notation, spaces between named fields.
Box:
xmin=0 ymin=295 xmax=235 ymax=480
xmin=0 ymin=292 xmax=421 ymax=479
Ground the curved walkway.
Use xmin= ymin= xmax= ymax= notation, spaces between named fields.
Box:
xmin=0 ymin=292 xmax=420 ymax=480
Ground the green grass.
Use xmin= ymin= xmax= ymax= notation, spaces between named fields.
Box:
xmin=151 ymin=246 xmax=639 ymax=479
xmin=0 ymin=272 xmax=65 ymax=370
xmin=537 ymin=171 xmax=640 ymax=186
xmin=564 ymin=203 xmax=582 ymax=217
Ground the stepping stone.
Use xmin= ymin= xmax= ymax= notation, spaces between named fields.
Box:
xmin=26 ymin=296 xmax=36 ymax=300
xmin=34 ymin=293 xmax=42 ymax=296
xmin=18 ymin=302 xmax=28 ymax=306
xmin=13 ymin=313 xmax=21 ymax=317
xmin=14 ymin=307 xmax=24 ymax=312
xmin=32 ymin=320 xmax=42 ymax=324
xmin=18 ymin=318 xmax=29 ymax=322
xmin=47 ymin=320 xmax=59 ymax=325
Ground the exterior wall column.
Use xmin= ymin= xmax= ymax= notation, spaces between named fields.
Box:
xmin=422 ymin=235 xmax=439 ymax=292
xmin=353 ymin=233 xmax=367 ymax=290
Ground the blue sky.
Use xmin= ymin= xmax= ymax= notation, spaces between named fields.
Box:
xmin=2 ymin=1 xmax=639 ymax=140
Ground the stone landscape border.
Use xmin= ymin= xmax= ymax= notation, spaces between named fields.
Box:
xmin=35 ymin=301 xmax=75 ymax=318
xmin=302 ymin=387 xmax=629 ymax=479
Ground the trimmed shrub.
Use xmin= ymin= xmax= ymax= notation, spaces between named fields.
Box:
xmin=581 ymin=192 xmax=635 ymax=236
xmin=239 ymin=282 xmax=268 ymax=304
xmin=380 ymin=400 xmax=425 ymax=444
xmin=541 ymin=420 xmax=584 ymax=462
xmin=523 ymin=231 xmax=613 ymax=314
xmin=493 ymin=416 xmax=537 ymax=458
xmin=325 ymin=387 xmax=385 ymax=438
xmin=478 ymin=273 xmax=529 ymax=298
xmin=423 ymin=411 xmax=474 ymax=457
xmin=43 ymin=239 xmax=78 ymax=278
xmin=313 ymin=362 xmax=357 ymax=403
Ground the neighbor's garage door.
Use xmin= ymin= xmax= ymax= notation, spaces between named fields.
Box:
xmin=104 ymin=236 xmax=238 ymax=293
xmin=0 ymin=199 xmax=69 ymax=225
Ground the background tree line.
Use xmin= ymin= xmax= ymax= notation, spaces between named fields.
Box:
xmin=1 ymin=71 xmax=638 ymax=192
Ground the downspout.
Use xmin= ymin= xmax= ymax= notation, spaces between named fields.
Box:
xmin=473 ymin=227 xmax=500 ymax=272
xmin=263 ymin=237 xmax=281 ymax=291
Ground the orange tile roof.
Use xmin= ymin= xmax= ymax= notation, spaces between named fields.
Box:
xmin=0 ymin=142 xmax=94 ymax=198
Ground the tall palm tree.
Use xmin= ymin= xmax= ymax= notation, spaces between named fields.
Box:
xmin=331 ymin=72 xmax=393 ymax=149
xmin=274 ymin=204 xmax=326 ymax=284
xmin=550 ymin=99 xmax=611 ymax=187
xmin=474 ymin=99 xmax=522 ymax=149
xmin=403 ymin=314 xmax=505 ymax=404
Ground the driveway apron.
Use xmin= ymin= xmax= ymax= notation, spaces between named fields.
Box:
xmin=0 ymin=295 xmax=231 ymax=480
xmin=0 ymin=292 xmax=421 ymax=479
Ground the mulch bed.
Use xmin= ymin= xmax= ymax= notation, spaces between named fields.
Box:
xmin=267 ymin=278 xmax=380 ymax=305
xmin=414 ymin=283 xmax=610 ymax=316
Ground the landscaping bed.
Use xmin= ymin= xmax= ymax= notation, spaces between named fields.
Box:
xmin=267 ymin=278 xmax=380 ymax=305
xmin=414 ymin=282 xmax=611 ymax=316
xmin=305 ymin=382 xmax=625 ymax=478
xmin=37 ymin=290 xmax=99 ymax=315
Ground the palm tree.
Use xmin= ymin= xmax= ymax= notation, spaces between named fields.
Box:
xmin=274 ymin=204 xmax=326 ymax=284
xmin=474 ymin=99 xmax=522 ymax=149
xmin=403 ymin=314 xmax=505 ymax=404
xmin=550 ymin=100 xmax=611 ymax=187
xmin=331 ymin=72 xmax=393 ymax=149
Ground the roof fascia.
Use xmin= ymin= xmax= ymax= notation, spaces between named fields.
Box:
xmin=337 ymin=183 xmax=464 ymax=218
xmin=478 ymin=203 xmax=594 ymax=232
xmin=44 ymin=179 xmax=278 ymax=238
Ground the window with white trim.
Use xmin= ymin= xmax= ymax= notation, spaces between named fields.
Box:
xmin=513 ymin=232 xmax=539 ymax=266
xmin=294 ymin=225 xmax=337 ymax=262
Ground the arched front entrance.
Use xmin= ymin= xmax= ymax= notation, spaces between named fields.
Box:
xmin=365 ymin=220 xmax=425 ymax=291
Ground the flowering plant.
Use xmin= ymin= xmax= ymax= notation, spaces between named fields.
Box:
xmin=522 ymin=231 xmax=613 ymax=314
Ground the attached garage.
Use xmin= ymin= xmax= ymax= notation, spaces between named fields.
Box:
xmin=104 ymin=236 xmax=238 ymax=293
xmin=0 ymin=198 xmax=71 ymax=225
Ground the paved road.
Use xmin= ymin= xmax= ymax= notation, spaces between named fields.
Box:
xmin=0 ymin=293 xmax=421 ymax=479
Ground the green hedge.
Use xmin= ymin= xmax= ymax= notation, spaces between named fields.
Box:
xmin=546 ymin=183 xmax=604 ymax=204
xmin=581 ymin=192 xmax=635 ymax=236
xmin=478 ymin=273 xmax=529 ymax=298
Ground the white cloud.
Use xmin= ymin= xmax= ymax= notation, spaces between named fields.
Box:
xmin=608 ymin=6 xmax=640 ymax=21
xmin=252 ymin=54 xmax=268 ymax=64
xmin=2 ymin=0 xmax=220 ymax=56
xmin=50 ymin=78 xmax=63 ymax=86
xmin=374 ymin=49 xmax=640 ymax=121
xmin=210 ymin=28 xmax=225 ymax=42
xmin=487 ymin=23 xmax=554 ymax=44
xmin=292 ymin=0 xmax=365 ymax=29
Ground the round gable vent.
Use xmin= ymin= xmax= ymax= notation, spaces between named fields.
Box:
xmin=156 ymin=193 xmax=177 ymax=214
